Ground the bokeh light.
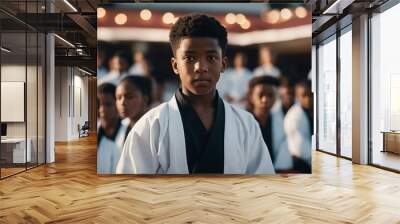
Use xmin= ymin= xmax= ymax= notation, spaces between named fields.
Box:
xmin=162 ymin=12 xmax=175 ymax=24
xmin=225 ymin=13 xmax=236 ymax=25
xmin=114 ymin=13 xmax=127 ymax=25
xmin=97 ymin=7 xmax=106 ymax=19
xmin=140 ymin=9 xmax=152 ymax=21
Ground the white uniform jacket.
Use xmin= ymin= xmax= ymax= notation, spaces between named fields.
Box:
xmin=116 ymin=95 xmax=275 ymax=174
xmin=284 ymin=104 xmax=312 ymax=164
xmin=270 ymin=107 xmax=293 ymax=170
xmin=97 ymin=121 xmax=129 ymax=174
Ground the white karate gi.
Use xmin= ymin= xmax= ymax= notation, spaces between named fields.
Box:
xmin=97 ymin=71 xmax=127 ymax=86
xmin=284 ymin=104 xmax=312 ymax=165
xmin=270 ymin=106 xmax=293 ymax=170
xmin=116 ymin=95 xmax=275 ymax=174
xmin=253 ymin=65 xmax=281 ymax=78
xmin=218 ymin=68 xmax=252 ymax=104
xmin=97 ymin=122 xmax=129 ymax=174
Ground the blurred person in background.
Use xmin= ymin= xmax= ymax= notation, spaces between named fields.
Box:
xmin=116 ymin=76 xmax=153 ymax=133
xmin=128 ymin=50 xmax=146 ymax=76
xmin=277 ymin=76 xmax=295 ymax=116
xmin=97 ymin=50 xmax=108 ymax=80
xmin=97 ymin=83 xmax=128 ymax=174
xmin=247 ymin=76 xmax=293 ymax=172
xmin=117 ymin=14 xmax=275 ymax=174
xmin=253 ymin=46 xmax=281 ymax=78
xmin=98 ymin=52 xmax=129 ymax=85
xmin=284 ymin=79 xmax=312 ymax=173
xmin=127 ymin=53 xmax=159 ymax=107
xmin=151 ymin=78 xmax=166 ymax=107
xmin=217 ymin=52 xmax=252 ymax=108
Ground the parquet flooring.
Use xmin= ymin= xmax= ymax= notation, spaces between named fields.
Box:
xmin=1 ymin=167 xmax=26 ymax=178
xmin=372 ymin=151 xmax=400 ymax=171
xmin=1 ymin=135 xmax=400 ymax=223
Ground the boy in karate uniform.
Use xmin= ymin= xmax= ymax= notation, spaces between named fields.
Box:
xmin=247 ymin=76 xmax=293 ymax=172
xmin=284 ymin=80 xmax=313 ymax=173
xmin=116 ymin=14 xmax=274 ymax=174
xmin=97 ymin=83 xmax=128 ymax=174
xmin=116 ymin=76 xmax=153 ymax=132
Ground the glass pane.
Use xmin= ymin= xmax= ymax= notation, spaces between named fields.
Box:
xmin=339 ymin=29 xmax=352 ymax=158
xmin=0 ymin=1 xmax=46 ymax=178
xmin=38 ymin=33 xmax=45 ymax=165
xmin=317 ymin=37 xmax=337 ymax=154
xmin=26 ymin=0 xmax=39 ymax=169
xmin=371 ymin=4 xmax=400 ymax=171
xmin=1 ymin=30 xmax=27 ymax=177
xmin=27 ymin=31 xmax=38 ymax=169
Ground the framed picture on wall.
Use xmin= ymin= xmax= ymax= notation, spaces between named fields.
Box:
xmin=1 ymin=81 xmax=25 ymax=122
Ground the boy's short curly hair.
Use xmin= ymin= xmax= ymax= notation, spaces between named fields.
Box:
xmin=248 ymin=76 xmax=280 ymax=92
xmin=119 ymin=76 xmax=153 ymax=106
xmin=247 ymin=76 xmax=279 ymax=111
xmin=98 ymin=83 xmax=116 ymax=99
xmin=169 ymin=14 xmax=228 ymax=56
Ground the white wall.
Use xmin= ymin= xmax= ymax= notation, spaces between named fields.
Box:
xmin=54 ymin=67 xmax=89 ymax=141
xmin=54 ymin=66 xmax=69 ymax=141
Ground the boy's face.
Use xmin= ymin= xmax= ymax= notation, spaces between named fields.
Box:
xmin=171 ymin=37 xmax=227 ymax=96
xmin=116 ymin=82 xmax=147 ymax=120
xmin=295 ymin=85 xmax=312 ymax=110
xmin=98 ymin=93 xmax=118 ymax=122
xmin=109 ymin=56 xmax=128 ymax=72
xmin=234 ymin=53 xmax=244 ymax=68
xmin=250 ymin=84 xmax=276 ymax=113
xmin=279 ymin=86 xmax=294 ymax=109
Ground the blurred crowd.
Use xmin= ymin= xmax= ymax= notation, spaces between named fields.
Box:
xmin=97 ymin=45 xmax=312 ymax=174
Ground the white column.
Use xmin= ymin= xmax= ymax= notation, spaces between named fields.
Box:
xmin=352 ymin=14 xmax=369 ymax=164
xmin=45 ymin=1 xmax=55 ymax=163
xmin=46 ymin=33 xmax=55 ymax=163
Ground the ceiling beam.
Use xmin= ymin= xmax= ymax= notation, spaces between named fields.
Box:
xmin=55 ymin=55 xmax=96 ymax=70
xmin=67 ymin=13 xmax=97 ymax=45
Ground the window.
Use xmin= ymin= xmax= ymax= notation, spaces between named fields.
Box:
xmin=0 ymin=2 xmax=46 ymax=179
xmin=317 ymin=35 xmax=337 ymax=154
xmin=339 ymin=27 xmax=352 ymax=158
xmin=370 ymin=2 xmax=400 ymax=171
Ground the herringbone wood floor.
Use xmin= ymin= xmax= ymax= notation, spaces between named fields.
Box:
xmin=1 ymin=135 xmax=400 ymax=223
